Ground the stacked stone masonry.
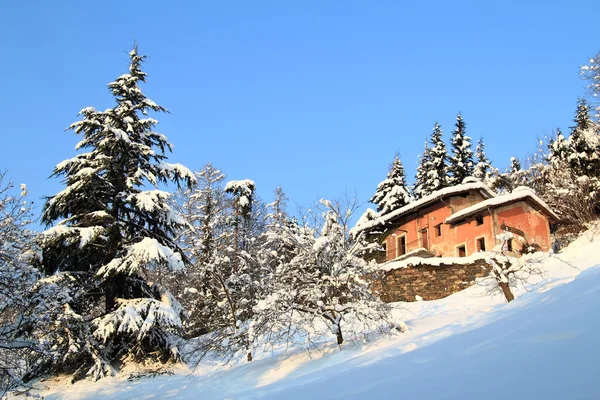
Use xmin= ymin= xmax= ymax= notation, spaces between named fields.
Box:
xmin=372 ymin=259 xmax=492 ymax=303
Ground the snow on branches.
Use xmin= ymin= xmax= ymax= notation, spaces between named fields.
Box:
xmin=448 ymin=113 xmax=474 ymax=185
xmin=370 ymin=153 xmax=413 ymax=215
xmin=40 ymin=47 xmax=194 ymax=380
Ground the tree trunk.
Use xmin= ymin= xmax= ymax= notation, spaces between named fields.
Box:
xmin=498 ymin=281 xmax=515 ymax=302
xmin=336 ymin=326 xmax=344 ymax=345
xmin=105 ymin=275 xmax=126 ymax=312
xmin=106 ymin=279 xmax=117 ymax=313
xmin=233 ymin=206 xmax=239 ymax=274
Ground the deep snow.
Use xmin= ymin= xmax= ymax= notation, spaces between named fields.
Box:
xmin=28 ymin=229 xmax=600 ymax=400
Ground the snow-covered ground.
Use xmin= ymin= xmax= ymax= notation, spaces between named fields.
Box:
xmin=27 ymin=229 xmax=600 ymax=399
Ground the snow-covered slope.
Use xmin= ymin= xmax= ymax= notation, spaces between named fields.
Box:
xmin=32 ymin=230 xmax=600 ymax=400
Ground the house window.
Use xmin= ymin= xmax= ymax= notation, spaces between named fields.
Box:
xmin=434 ymin=224 xmax=442 ymax=237
xmin=505 ymin=239 xmax=513 ymax=252
xmin=477 ymin=237 xmax=486 ymax=252
xmin=396 ymin=235 xmax=407 ymax=257
xmin=475 ymin=215 xmax=484 ymax=226
xmin=457 ymin=245 xmax=466 ymax=257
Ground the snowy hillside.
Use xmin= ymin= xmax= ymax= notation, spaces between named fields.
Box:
xmin=28 ymin=230 xmax=600 ymax=400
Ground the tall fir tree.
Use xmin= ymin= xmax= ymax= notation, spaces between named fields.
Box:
xmin=41 ymin=47 xmax=195 ymax=379
xmin=473 ymin=137 xmax=492 ymax=181
xmin=369 ymin=153 xmax=413 ymax=214
xmin=447 ymin=113 xmax=474 ymax=185
xmin=427 ymin=122 xmax=449 ymax=192
xmin=413 ymin=140 xmax=433 ymax=199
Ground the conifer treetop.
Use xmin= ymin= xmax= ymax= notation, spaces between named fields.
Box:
xmin=370 ymin=153 xmax=413 ymax=214
xmin=448 ymin=113 xmax=474 ymax=185
xmin=473 ymin=137 xmax=492 ymax=181
xmin=413 ymin=140 xmax=434 ymax=199
xmin=427 ymin=122 xmax=449 ymax=192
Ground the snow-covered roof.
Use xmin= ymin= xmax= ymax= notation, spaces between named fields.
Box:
xmin=353 ymin=181 xmax=495 ymax=234
xmin=445 ymin=186 xmax=559 ymax=224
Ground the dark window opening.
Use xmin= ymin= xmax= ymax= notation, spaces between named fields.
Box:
xmin=379 ymin=242 xmax=387 ymax=263
xmin=475 ymin=215 xmax=484 ymax=226
xmin=506 ymin=239 xmax=513 ymax=252
xmin=457 ymin=245 xmax=466 ymax=257
xmin=435 ymin=224 xmax=442 ymax=237
xmin=477 ymin=237 xmax=486 ymax=252
xmin=398 ymin=235 xmax=407 ymax=256
xmin=420 ymin=229 xmax=429 ymax=250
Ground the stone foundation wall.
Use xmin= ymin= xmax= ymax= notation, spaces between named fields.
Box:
xmin=371 ymin=259 xmax=492 ymax=302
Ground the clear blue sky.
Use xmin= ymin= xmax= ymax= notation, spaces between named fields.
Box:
xmin=1 ymin=1 xmax=598 ymax=228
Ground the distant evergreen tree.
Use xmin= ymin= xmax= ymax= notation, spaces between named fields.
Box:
xmin=369 ymin=153 xmax=413 ymax=214
xmin=547 ymin=128 xmax=570 ymax=167
xmin=568 ymin=99 xmax=599 ymax=176
xmin=173 ymin=163 xmax=228 ymax=337
xmin=473 ymin=137 xmax=492 ymax=181
xmin=413 ymin=140 xmax=433 ymax=199
xmin=225 ymin=179 xmax=255 ymax=273
xmin=581 ymin=52 xmax=600 ymax=120
xmin=260 ymin=187 xmax=296 ymax=268
xmin=510 ymin=157 xmax=521 ymax=174
xmin=489 ymin=156 xmax=523 ymax=194
xmin=447 ymin=113 xmax=474 ymax=185
xmin=428 ymin=122 xmax=449 ymax=192
xmin=41 ymin=47 xmax=195 ymax=380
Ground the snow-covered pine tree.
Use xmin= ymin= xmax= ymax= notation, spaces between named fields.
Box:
xmin=568 ymin=99 xmax=599 ymax=176
xmin=172 ymin=163 xmax=228 ymax=337
xmin=205 ymin=179 xmax=258 ymax=362
xmin=488 ymin=156 xmax=522 ymax=194
xmin=224 ymin=180 xmax=255 ymax=274
xmin=510 ymin=156 xmax=521 ymax=174
xmin=413 ymin=140 xmax=434 ymax=199
xmin=259 ymin=187 xmax=297 ymax=269
xmin=547 ymin=128 xmax=570 ymax=167
xmin=581 ymin=51 xmax=600 ymax=120
xmin=473 ymin=137 xmax=492 ymax=182
xmin=41 ymin=47 xmax=195 ymax=380
xmin=447 ymin=113 xmax=474 ymax=185
xmin=427 ymin=122 xmax=449 ymax=192
xmin=369 ymin=153 xmax=413 ymax=214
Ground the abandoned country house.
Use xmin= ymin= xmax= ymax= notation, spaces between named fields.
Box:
xmin=355 ymin=177 xmax=559 ymax=302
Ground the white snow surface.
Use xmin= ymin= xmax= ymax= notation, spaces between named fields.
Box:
xmin=26 ymin=228 xmax=600 ymax=400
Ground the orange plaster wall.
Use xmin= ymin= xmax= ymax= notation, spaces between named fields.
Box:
xmin=385 ymin=191 xmax=488 ymax=260
xmin=445 ymin=216 xmax=493 ymax=257
xmin=494 ymin=201 xmax=552 ymax=252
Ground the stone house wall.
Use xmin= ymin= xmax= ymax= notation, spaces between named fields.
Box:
xmin=371 ymin=259 xmax=492 ymax=303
